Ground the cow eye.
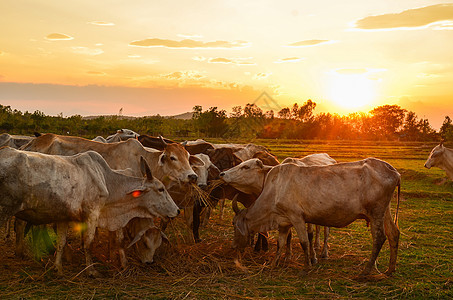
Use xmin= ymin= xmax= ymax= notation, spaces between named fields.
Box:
xmin=241 ymin=165 xmax=250 ymax=170
xmin=158 ymin=188 xmax=165 ymax=193
xmin=170 ymin=156 xmax=177 ymax=161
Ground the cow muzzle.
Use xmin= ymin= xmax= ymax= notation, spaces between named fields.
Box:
xmin=188 ymin=174 xmax=198 ymax=183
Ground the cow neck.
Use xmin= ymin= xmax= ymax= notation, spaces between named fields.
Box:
xmin=244 ymin=200 xmax=276 ymax=233
xmin=442 ymin=147 xmax=453 ymax=179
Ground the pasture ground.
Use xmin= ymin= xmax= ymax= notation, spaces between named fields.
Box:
xmin=0 ymin=139 xmax=452 ymax=299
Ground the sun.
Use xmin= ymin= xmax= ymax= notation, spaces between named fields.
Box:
xmin=327 ymin=73 xmax=377 ymax=111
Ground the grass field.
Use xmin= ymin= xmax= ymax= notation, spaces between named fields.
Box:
xmin=0 ymin=140 xmax=452 ymax=299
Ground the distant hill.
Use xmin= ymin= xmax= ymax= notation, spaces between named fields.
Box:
xmin=82 ymin=112 xmax=193 ymax=120
xmin=166 ymin=112 xmax=193 ymax=120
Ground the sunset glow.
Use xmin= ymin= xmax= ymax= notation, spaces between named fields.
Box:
xmin=1 ymin=1 xmax=452 ymax=128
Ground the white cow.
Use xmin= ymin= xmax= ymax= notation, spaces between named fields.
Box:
xmin=0 ymin=147 xmax=179 ymax=275
xmin=106 ymin=129 xmax=139 ymax=143
xmin=232 ymin=158 xmax=400 ymax=277
xmin=424 ymin=142 xmax=453 ymax=180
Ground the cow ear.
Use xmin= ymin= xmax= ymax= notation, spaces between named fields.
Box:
xmin=232 ymin=194 xmax=240 ymax=215
xmin=140 ymin=156 xmax=153 ymax=179
xmin=208 ymin=164 xmax=220 ymax=180
xmin=181 ymin=140 xmax=188 ymax=146
xmin=160 ymin=231 xmax=169 ymax=243
xmin=235 ymin=215 xmax=248 ymax=236
xmin=233 ymin=154 xmax=243 ymax=165
xmin=189 ymin=155 xmax=204 ymax=167
xmin=440 ymin=139 xmax=444 ymax=147
xmin=256 ymin=159 xmax=264 ymax=169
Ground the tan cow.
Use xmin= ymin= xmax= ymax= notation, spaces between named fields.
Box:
xmin=0 ymin=147 xmax=179 ymax=276
xmin=106 ymin=129 xmax=139 ymax=143
xmin=232 ymin=158 xmax=400 ymax=277
xmin=424 ymin=142 xmax=453 ymax=180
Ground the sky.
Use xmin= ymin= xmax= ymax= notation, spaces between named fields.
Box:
xmin=0 ymin=0 xmax=452 ymax=129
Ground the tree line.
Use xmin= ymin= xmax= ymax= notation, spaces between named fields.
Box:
xmin=1 ymin=101 xmax=452 ymax=141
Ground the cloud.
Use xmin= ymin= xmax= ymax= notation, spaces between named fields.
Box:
xmin=129 ymin=38 xmax=250 ymax=49
xmin=253 ymin=72 xmax=272 ymax=80
xmin=45 ymin=33 xmax=73 ymax=41
xmin=286 ymin=39 xmax=334 ymax=47
xmin=355 ymin=4 xmax=453 ymax=30
xmin=274 ymin=57 xmax=304 ymax=63
xmin=208 ymin=57 xmax=255 ymax=65
xmin=192 ymin=56 xmax=206 ymax=61
xmin=0 ymin=50 xmax=4 ymax=56
xmin=71 ymin=46 xmax=104 ymax=55
xmin=88 ymin=21 xmax=115 ymax=26
xmin=161 ymin=71 xmax=205 ymax=80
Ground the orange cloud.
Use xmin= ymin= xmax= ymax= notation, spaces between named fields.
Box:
xmin=253 ymin=72 xmax=272 ymax=80
xmin=286 ymin=39 xmax=333 ymax=47
xmin=45 ymin=33 xmax=73 ymax=41
xmin=355 ymin=4 xmax=453 ymax=30
xmin=71 ymin=46 xmax=103 ymax=55
xmin=129 ymin=38 xmax=250 ymax=49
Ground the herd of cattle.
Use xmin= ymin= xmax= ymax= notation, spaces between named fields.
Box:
xmin=0 ymin=130 xmax=451 ymax=278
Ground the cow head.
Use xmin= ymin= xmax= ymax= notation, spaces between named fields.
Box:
xmin=131 ymin=157 xmax=180 ymax=219
xmin=207 ymin=148 xmax=243 ymax=171
xmin=190 ymin=153 xmax=220 ymax=189
xmin=158 ymin=138 xmax=201 ymax=184
xmin=232 ymin=196 xmax=251 ymax=250
xmin=220 ymin=158 xmax=270 ymax=195
xmin=424 ymin=143 xmax=445 ymax=169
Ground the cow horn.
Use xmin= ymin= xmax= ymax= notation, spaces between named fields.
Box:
xmin=232 ymin=194 xmax=240 ymax=215
xmin=440 ymin=139 xmax=445 ymax=147
xmin=159 ymin=135 xmax=168 ymax=147
xmin=127 ymin=227 xmax=148 ymax=248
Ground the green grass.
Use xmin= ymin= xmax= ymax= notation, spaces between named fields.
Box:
xmin=0 ymin=140 xmax=452 ymax=299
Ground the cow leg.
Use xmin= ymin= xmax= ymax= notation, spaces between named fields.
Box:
xmin=260 ymin=232 xmax=269 ymax=252
xmin=314 ymin=225 xmax=321 ymax=250
xmin=383 ymin=207 xmax=399 ymax=275
xmin=83 ymin=215 xmax=100 ymax=277
xmin=286 ymin=229 xmax=292 ymax=258
xmin=321 ymin=226 xmax=330 ymax=259
xmin=292 ymin=219 xmax=313 ymax=268
xmin=307 ymin=224 xmax=317 ymax=265
xmin=14 ymin=219 xmax=27 ymax=258
xmin=5 ymin=217 xmax=13 ymax=240
xmin=201 ymin=206 xmax=211 ymax=227
xmin=116 ymin=230 xmax=127 ymax=269
xmin=362 ymin=217 xmax=386 ymax=276
xmin=55 ymin=222 xmax=68 ymax=275
xmin=192 ymin=200 xmax=202 ymax=243
xmin=184 ymin=206 xmax=194 ymax=228
xmin=271 ymin=226 xmax=291 ymax=267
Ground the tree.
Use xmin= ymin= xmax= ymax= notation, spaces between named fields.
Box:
xmin=369 ymin=105 xmax=407 ymax=139
xmin=440 ymin=116 xmax=453 ymax=141
xmin=278 ymin=107 xmax=291 ymax=119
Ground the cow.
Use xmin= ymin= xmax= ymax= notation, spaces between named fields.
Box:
xmin=21 ymin=133 xmax=200 ymax=184
xmin=424 ymin=142 xmax=453 ymax=180
xmin=253 ymin=151 xmax=279 ymax=166
xmin=183 ymin=139 xmax=215 ymax=155
xmin=106 ymin=129 xmax=139 ymax=143
xmin=232 ymin=158 xmax=400 ymax=277
xmin=234 ymin=143 xmax=269 ymax=161
xmin=0 ymin=133 xmax=35 ymax=149
xmin=206 ymin=147 xmax=243 ymax=171
xmin=0 ymin=147 xmax=179 ymax=276
xmin=138 ymin=135 xmax=177 ymax=151
xmin=92 ymin=136 xmax=107 ymax=143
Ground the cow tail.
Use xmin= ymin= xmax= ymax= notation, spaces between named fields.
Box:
xmin=394 ymin=179 xmax=400 ymax=227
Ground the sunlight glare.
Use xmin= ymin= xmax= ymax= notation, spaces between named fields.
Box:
xmin=327 ymin=73 xmax=377 ymax=110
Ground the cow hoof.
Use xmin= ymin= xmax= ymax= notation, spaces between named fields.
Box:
xmin=194 ymin=238 xmax=201 ymax=243
xmin=311 ymin=257 xmax=318 ymax=265
xmin=321 ymin=253 xmax=329 ymax=259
